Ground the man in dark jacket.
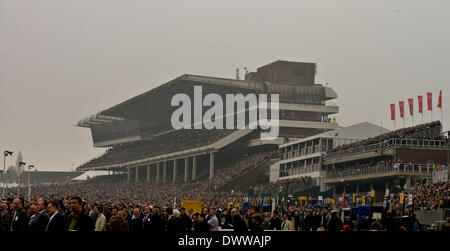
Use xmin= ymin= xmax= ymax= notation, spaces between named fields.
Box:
xmin=179 ymin=208 xmax=192 ymax=232
xmin=231 ymin=208 xmax=248 ymax=233
xmin=46 ymin=200 xmax=65 ymax=232
xmin=149 ymin=208 xmax=164 ymax=232
xmin=11 ymin=197 xmax=29 ymax=232
xmin=166 ymin=207 xmax=179 ymax=232
xmin=31 ymin=199 xmax=50 ymax=232
xmin=129 ymin=208 xmax=143 ymax=232
xmin=270 ymin=211 xmax=282 ymax=230
xmin=326 ymin=210 xmax=343 ymax=232
xmin=66 ymin=196 xmax=94 ymax=232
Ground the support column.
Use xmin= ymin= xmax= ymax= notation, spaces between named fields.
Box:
xmin=163 ymin=161 xmax=167 ymax=184
xmin=184 ymin=157 xmax=189 ymax=183
xmin=156 ymin=163 xmax=160 ymax=183
xmin=127 ymin=167 xmax=131 ymax=184
xmin=192 ymin=156 xmax=197 ymax=181
xmin=173 ymin=159 xmax=177 ymax=183
xmin=385 ymin=181 xmax=389 ymax=196
xmin=209 ymin=152 xmax=215 ymax=179
xmin=147 ymin=164 xmax=151 ymax=183
xmin=332 ymin=185 xmax=336 ymax=200
xmin=135 ymin=166 xmax=139 ymax=183
xmin=406 ymin=176 xmax=412 ymax=189
xmin=356 ymin=183 xmax=359 ymax=194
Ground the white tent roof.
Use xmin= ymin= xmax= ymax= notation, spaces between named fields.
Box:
xmin=70 ymin=171 xmax=109 ymax=181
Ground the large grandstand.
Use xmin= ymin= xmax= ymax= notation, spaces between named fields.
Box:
xmin=76 ymin=60 xmax=339 ymax=189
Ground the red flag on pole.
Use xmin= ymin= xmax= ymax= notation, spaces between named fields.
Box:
xmin=437 ymin=90 xmax=442 ymax=108
xmin=427 ymin=92 xmax=432 ymax=111
xmin=408 ymin=98 xmax=414 ymax=116
xmin=390 ymin=104 xmax=396 ymax=121
xmin=399 ymin=101 xmax=405 ymax=118
xmin=418 ymin=95 xmax=423 ymax=113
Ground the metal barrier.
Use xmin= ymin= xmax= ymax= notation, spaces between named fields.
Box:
xmin=414 ymin=209 xmax=446 ymax=226
xmin=326 ymin=138 xmax=450 ymax=160
xmin=325 ymin=163 xmax=431 ymax=180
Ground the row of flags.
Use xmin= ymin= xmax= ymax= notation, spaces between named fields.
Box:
xmin=390 ymin=90 xmax=443 ymax=124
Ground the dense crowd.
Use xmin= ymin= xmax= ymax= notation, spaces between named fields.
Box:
xmin=80 ymin=129 xmax=236 ymax=168
xmin=329 ymin=121 xmax=444 ymax=154
xmin=247 ymin=176 xmax=314 ymax=195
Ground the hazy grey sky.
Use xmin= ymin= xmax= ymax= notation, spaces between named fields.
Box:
xmin=1 ymin=0 xmax=449 ymax=171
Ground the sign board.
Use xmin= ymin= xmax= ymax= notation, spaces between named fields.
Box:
xmin=182 ymin=201 xmax=202 ymax=215
xmin=371 ymin=189 xmax=375 ymax=198
xmin=432 ymin=168 xmax=448 ymax=184
xmin=408 ymin=194 xmax=413 ymax=206
xmin=362 ymin=196 xmax=365 ymax=206
xmin=399 ymin=193 xmax=404 ymax=204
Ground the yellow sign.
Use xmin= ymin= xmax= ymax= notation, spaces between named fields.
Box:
xmin=371 ymin=189 xmax=375 ymax=197
xmin=352 ymin=193 xmax=356 ymax=203
xmin=362 ymin=196 xmax=365 ymax=206
xmin=399 ymin=193 xmax=404 ymax=204
xmin=182 ymin=201 xmax=202 ymax=215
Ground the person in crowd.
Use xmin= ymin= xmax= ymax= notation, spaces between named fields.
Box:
xmin=46 ymin=200 xmax=65 ymax=232
xmin=231 ymin=208 xmax=247 ymax=233
xmin=326 ymin=210 xmax=343 ymax=232
xmin=196 ymin=214 xmax=210 ymax=232
xmin=207 ymin=208 xmax=219 ymax=231
xmin=270 ymin=210 xmax=281 ymax=230
xmin=142 ymin=206 xmax=152 ymax=232
xmin=0 ymin=200 xmax=11 ymax=232
xmin=11 ymin=197 xmax=29 ymax=232
xmin=31 ymin=199 xmax=49 ymax=232
xmin=110 ymin=210 xmax=129 ymax=232
xmin=250 ymin=214 xmax=264 ymax=233
xmin=28 ymin=203 xmax=38 ymax=231
xmin=66 ymin=196 xmax=94 ymax=231
xmin=94 ymin=205 xmax=107 ymax=231
xmin=166 ymin=207 xmax=179 ymax=232
xmin=179 ymin=207 xmax=191 ymax=232
xmin=129 ymin=207 xmax=143 ymax=232
xmin=281 ymin=213 xmax=293 ymax=230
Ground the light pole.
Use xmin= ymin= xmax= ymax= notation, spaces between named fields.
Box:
xmin=3 ymin=151 xmax=13 ymax=199
xmin=18 ymin=161 xmax=26 ymax=197
xmin=27 ymin=165 xmax=34 ymax=202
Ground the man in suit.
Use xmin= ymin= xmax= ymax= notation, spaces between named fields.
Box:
xmin=11 ymin=197 xmax=29 ymax=232
xmin=31 ymin=199 xmax=50 ymax=232
xmin=46 ymin=200 xmax=65 ymax=232
xmin=142 ymin=206 xmax=152 ymax=232
xmin=129 ymin=207 xmax=143 ymax=232
xmin=281 ymin=213 xmax=293 ymax=230
xmin=231 ymin=208 xmax=248 ymax=233
xmin=0 ymin=200 xmax=11 ymax=232
xmin=178 ymin=207 xmax=192 ymax=232
xmin=149 ymin=207 xmax=164 ymax=232
xmin=66 ymin=196 xmax=94 ymax=232
xmin=166 ymin=207 xmax=179 ymax=232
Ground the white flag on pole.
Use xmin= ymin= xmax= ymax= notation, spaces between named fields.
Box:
xmin=15 ymin=151 xmax=23 ymax=174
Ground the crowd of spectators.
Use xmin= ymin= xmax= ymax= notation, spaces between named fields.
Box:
xmin=328 ymin=121 xmax=444 ymax=154
xmin=247 ymin=176 xmax=314 ymax=195
xmin=80 ymin=129 xmax=236 ymax=169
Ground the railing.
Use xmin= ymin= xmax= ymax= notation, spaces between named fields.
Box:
xmin=325 ymin=138 xmax=450 ymax=160
xmin=325 ymin=163 xmax=432 ymax=180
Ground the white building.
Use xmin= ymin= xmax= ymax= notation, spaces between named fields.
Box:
xmin=270 ymin=122 xmax=391 ymax=191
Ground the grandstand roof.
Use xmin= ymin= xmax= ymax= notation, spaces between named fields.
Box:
xmin=77 ymin=74 xmax=337 ymax=129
